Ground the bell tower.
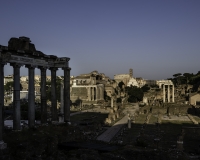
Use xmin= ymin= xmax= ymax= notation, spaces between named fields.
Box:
xmin=129 ymin=68 xmax=133 ymax=78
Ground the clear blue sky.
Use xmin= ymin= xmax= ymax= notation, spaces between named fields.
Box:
xmin=1 ymin=0 xmax=200 ymax=80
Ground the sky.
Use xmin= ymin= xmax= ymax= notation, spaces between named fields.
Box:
xmin=0 ymin=0 xmax=200 ymax=80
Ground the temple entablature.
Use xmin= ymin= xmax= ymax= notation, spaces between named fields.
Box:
xmin=0 ymin=37 xmax=70 ymax=68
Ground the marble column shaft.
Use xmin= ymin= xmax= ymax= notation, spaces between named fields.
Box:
xmin=40 ymin=67 xmax=47 ymax=124
xmin=102 ymin=87 xmax=104 ymax=100
xmin=91 ymin=87 xmax=94 ymax=101
xmin=63 ymin=67 xmax=70 ymax=122
xmin=163 ymin=85 xmax=165 ymax=103
xmin=172 ymin=85 xmax=175 ymax=102
xmin=12 ymin=63 xmax=22 ymax=130
xmin=100 ymin=87 xmax=104 ymax=100
xmin=87 ymin=87 xmax=91 ymax=101
xmin=0 ymin=62 xmax=5 ymax=141
xmin=26 ymin=65 xmax=35 ymax=127
xmin=111 ymin=97 xmax=114 ymax=108
xmin=168 ymin=85 xmax=170 ymax=103
xmin=96 ymin=87 xmax=100 ymax=100
xmin=99 ymin=87 xmax=101 ymax=100
xmin=51 ymin=68 xmax=57 ymax=121
xmin=60 ymin=83 xmax=64 ymax=114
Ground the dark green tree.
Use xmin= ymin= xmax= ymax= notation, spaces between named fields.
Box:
xmin=141 ymin=84 xmax=150 ymax=92
xmin=104 ymin=91 xmax=110 ymax=101
xmin=4 ymin=81 xmax=13 ymax=93
xmin=118 ymin=81 xmax=125 ymax=90
xmin=125 ymin=85 xmax=144 ymax=103
xmin=173 ymin=73 xmax=182 ymax=85
xmin=46 ymin=77 xmax=62 ymax=102
xmin=4 ymin=81 xmax=23 ymax=93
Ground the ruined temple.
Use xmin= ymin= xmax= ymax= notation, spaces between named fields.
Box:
xmin=0 ymin=36 xmax=71 ymax=149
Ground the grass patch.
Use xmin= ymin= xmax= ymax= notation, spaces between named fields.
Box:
xmin=161 ymin=120 xmax=192 ymax=124
xmin=70 ymin=112 xmax=108 ymax=123
xmin=149 ymin=115 xmax=157 ymax=124
xmin=192 ymin=115 xmax=200 ymax=123
xmin=135 ymin=115 xmax=147 ymax=124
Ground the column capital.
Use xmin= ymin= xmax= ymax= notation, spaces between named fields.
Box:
xmin=0 ymin=52 xmax=11 ymax=63
xmin=10 ymin=63 xmax=23 ymax=68
xmin=50 ymin=67 xmax=58 ymax=71
xmin=38 ymin=66 xmax=48 ymax=70
xmin=25 ymin=64 xmax=37 ymax=69
xmin=62 ymin=67 xmax=71 ymax=71
xmin=0 ymin=60 xmax=6 ymax=66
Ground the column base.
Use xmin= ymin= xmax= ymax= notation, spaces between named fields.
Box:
xmin=59 ymin=114 xmax=64 ymax=123
xmin=0 ymin=141 xmax=7 ymax=150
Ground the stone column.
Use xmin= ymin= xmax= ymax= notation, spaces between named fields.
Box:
xmin=59 ymin=82 xmax=64 ymax=122
xmin=168 ymin=85 xmax=170 ymax=103
xmin=11 ymin=63 xmax=22 ymax=130
xmin=91 ymin=87 xmax=94 ymax=101
xmin=163 ymin=84 xmax=165 ymax=103
xmin=100 ymin=87 xmax=104 ymax=100
xmin=99 ymin=87 xmax=101 ymax=100
xmin=63 ymin=67 xmax=71 ymax=122
xmin=96 ymin=87 xmax=100 ymax=100
xmin=40 ymin=67 xmax=47 ymax=124
xmin=87 ymin=87 xmax=91 ymax=101
xmin=0 ymin=62 xmax=5 ymax=145
xmin=102 ymin=87 xmax=104 ymax=100
xmin=26 ymin=65 xmax=35 ymax=127
xmin=60 ymin=83 xmax=64 ymax=114
xmin=172 ymin=85 xmax=174 ymax=102
xmin=111 ymin=96 xmax=114 ymax=108
xmin=50 ymin=67 xmax=58 ymax=121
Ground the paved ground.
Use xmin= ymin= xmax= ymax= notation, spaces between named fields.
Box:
xmin=96 ymin=103 xmax=139 ymax=142
xmin=162 ymin=115 xmax=190 ymax=121
xmin=70 ymin=106 xmax=109 ymax=116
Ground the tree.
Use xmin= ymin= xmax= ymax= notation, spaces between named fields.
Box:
xmin=104 ymin=91 xmax=110 ymax=101
xmin=173 ymin=73 xmax=182 ymax=77
xmin=4 ymin=81 xmax=23 ymax=93
xmin=4 ymin=81 xmax=13 ymax=93
xmin=118 ymin=81 xmax=125 ymax=90
xmin=117 ymin=98 xmax=122 ymax=103
xmin=141 ymin=84 xmax=150 ymax=92
xmin=173 ymin=73 xmax=182 ymax=85
xmin=45 ymin=78 xmax=62 ymax=102
xmin=125 ymin=85 xmax=144 ymax=103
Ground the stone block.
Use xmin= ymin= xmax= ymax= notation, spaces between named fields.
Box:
xmin=105 ymin=118 xmax=112 ymax=124
xmin=0 ymin=141 xmax=7 ymax=150
xmin=114 ymin=107 xmax=118 ymax=112
xmin=110 ymin=109 xmax=114 ymax=113
xmin=112 ymin=114 xmax=116 ymax=121
xmin=115 ymin=112 xmax=119 ymax=118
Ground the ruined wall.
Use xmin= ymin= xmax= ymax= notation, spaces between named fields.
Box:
xmin=70 ymin=87 xmax=87 ymax=102
xmin=190 ymin=94 xmax=200 ymax=105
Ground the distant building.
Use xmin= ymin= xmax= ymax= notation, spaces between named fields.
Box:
xmin=70 ymin=71 xmax=105 ymax=105
xmin=127 ymin=78 xmax=139 ymax=87
xmin=189 ymin=93 xmax=200 ymax=106
xmin=114 ymin=69 xmax=148 ymax=88
xmin=145 ymin=80 xmax=157 ymax=86
xmin=11 ymin=91 xmax=36 ymax=102
xmin=136 ymin=77 xmax=146 ymax=88
xmin=114 ymin=74 xmax=130 ymax=86
xmin=4 ymin=75 xmax=13 ymax=85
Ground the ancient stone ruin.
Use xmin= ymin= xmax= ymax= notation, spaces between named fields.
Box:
xmin=0 ymin=36 xmax=71 ymax=149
